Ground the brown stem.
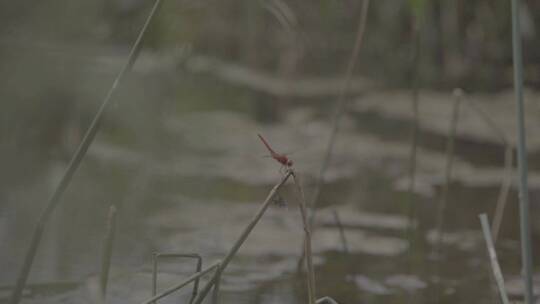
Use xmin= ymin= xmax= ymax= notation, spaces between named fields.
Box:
xmin=293 ymin=172 xmax=316 ymax=304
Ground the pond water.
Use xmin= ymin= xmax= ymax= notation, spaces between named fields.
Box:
xmin=1 ymin=96 xmax=538 ymax=304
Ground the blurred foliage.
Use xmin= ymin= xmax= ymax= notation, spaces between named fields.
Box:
xmin=1 ymin=0 xmax=539 ymax=88
xmin=149 ymin=0 xmax=539 ymax=89
xmin=1 ymin=0 xmax=539 ymax=191
xmin=408 ymin=0 xmax=428 ymax=20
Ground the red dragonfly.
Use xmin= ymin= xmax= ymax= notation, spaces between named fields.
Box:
xmin=257 ymin=133 xmax=294 ymax=168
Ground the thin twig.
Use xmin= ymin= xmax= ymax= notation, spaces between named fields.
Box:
xmin=308 ymin=0 xmax=370 ymax=226
xmin=434 ymin=89 xmax=461 ymax=302
xmin=479 ymin=214 xmax=510 ymax=304
xmin=9 ymin=1 xmax=164 ymax=303
xmin=462 ymin=98 xmax=507 ymax=146
xmin=293 ymin=172 xmax=316 ymax=304
xmin=100 ymin=205 xmax=117 ymax=299
xmin=299 ymin=0 xmax=370 ymax=271
xmin=462 ymin=96 xmax=513 ymax=243
xmin=405 ymin=11 xmax=422 ymax=257
xmin=152 ymin=253 xmax=202 ymax=304
xmin=511 ymin=0 xmax=534 ymax=302
xmin=332 ymin=209 xmax=349 ymax=254
xmin=140 ymin=261 xmax=221 ymax=304
xmin=192 ymin=171 xmax=293 ymax=304
xmin=491 ymin=145 xmax=513 ymax=243
xmin=435 ymin=89 xmax=462 ymax=252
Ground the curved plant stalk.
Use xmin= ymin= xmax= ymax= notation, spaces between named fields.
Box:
xmin=298 ymin=0 xmax=371 ymax=270
xmin=152 ymin=253 xmax=203 ymax=304
xmin=140 ymin=261 xmax=221 ymax=304
xmin=308 ymin=0 xmax=370 ymax=222
xmin=9 ymin=1 xmax=164 ymax=303
xmin=316 ymin=296 xmax=339 ymax=304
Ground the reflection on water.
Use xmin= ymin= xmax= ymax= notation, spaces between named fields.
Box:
xmin=1 ymin=106 xmax=537 ymax=303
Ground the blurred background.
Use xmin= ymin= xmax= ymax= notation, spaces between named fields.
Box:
xmin=1 ymin=0 xmax=540 ymax=303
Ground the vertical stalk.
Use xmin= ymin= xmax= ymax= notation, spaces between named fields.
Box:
xmin=152 ymin=253 xmax=158 ymax=304
xmin=406 ymin=17 xmax=421 ymax=246
xmin=100 ymin=205 xmax=117 ymax=299
xmin=293 ymin=173 xmax=316 ymax=304
xmin=434 ymin=89 xmax=461 ymax=301
xmin=332 ymin=210 xmax=350 ymax=254
xmin=511 ymin=0 xmax=534 ymax=302
xmin=491 ymin=145 xmax=513 ymax=243
xmin=9 ymin=1 xmax=164 ymax=303
xmin=435 ymin=89 xmax=462 ymax=249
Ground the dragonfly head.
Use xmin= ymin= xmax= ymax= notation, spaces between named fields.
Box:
xmin=286 ymin=159 xmax=293 ymax=167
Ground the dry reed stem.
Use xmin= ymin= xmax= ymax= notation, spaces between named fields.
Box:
xmin=192 ymin=171 xmax=293 ymax=304
xmin=435 ymin=89 xmax=462 ymax=251
xmin=511 ymin=0 xmax=534 ymax=301
xmin=332 ymin=209 xmax=349 ymax=254
xmin=308 ymin=0 xmax=370 ymax=226
xmin=461 ymin=95 xmax=514 ymax=243
xmin=299 ymin=0 xmax=371 ymax=271
xmin=211 ymin=263 xmax=222 ymax=304
xmin=100 ymin=205 xmax=117 ymax=299
xmin=491 ymin=145 xmax=513 ymax=242
xmin=293 ymin=172 xmax=316 ymax=304
xmin=405 ymin=16 xmax=421 ymax=246
xmin=463 ymin=99 xmax=507 ymax=145
xmin=479 ymin=214 xmax=510 ymax=304
xmin=433 ymin=90 xmax=461 ymax=301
